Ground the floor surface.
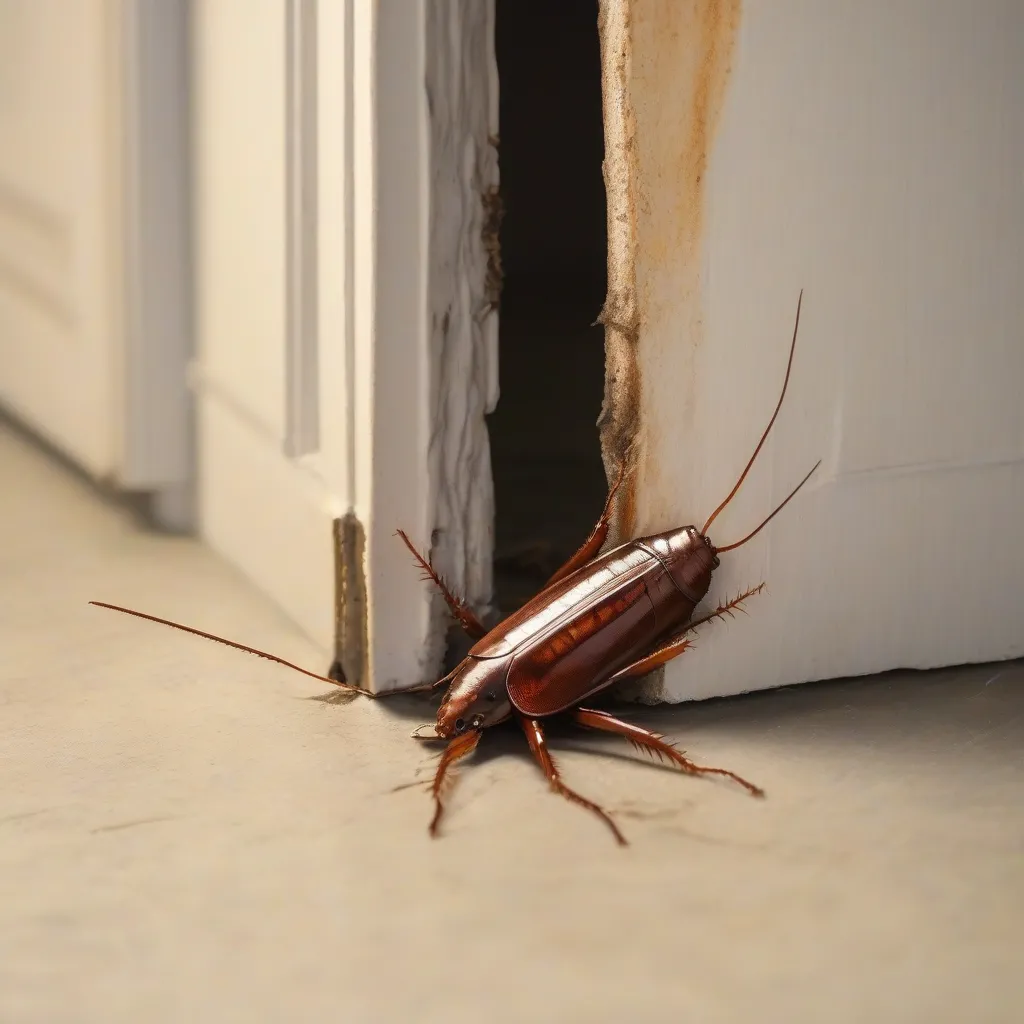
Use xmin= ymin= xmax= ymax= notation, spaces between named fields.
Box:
xmin=2 ymin=423 xmax=1022 ymax=1023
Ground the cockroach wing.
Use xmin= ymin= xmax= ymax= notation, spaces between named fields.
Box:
xmin=470 ymin=542 xmax=654 ymax=660
xmin=503 ymin=559 xmax=662 ymax=718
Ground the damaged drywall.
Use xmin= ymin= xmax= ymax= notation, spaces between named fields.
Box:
xmin=423 ymin=0 xmax=501 ymax=663
xmin=596 ymin=0 xmax=740 ymax=546
xmin=595 ymin=0 xmax=641 ymax=544
xmin=597 ymin=0 xmax=1024 ymax=704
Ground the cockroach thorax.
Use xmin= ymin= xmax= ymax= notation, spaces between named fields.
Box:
xmin=636 ymin=526 xmax=719 ymax=606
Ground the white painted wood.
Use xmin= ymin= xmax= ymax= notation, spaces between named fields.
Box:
xmin=121 ymin=0 xmax=195 ymax=527
xmin=359 ymin=0 xmax=438 ymax=687
xmin=613 ymin=1 xmax=1024 ymax=703
xmin=423 ymin=0 xmax=500 ymax=626
xmin=283 ymin=0 xmax=320 ymax=459
xmin=193 ymin=0 xmax=498 ymax=687
xmin=0 ymin=0 xmax=195 ymax=524
xmin=193 ymin=0 xmax=337 ymax=653
xmin=0 ymin=0 xmax=123 ymax=475
xmin=364 ymin=0 xmax=500 ymax=687
xmin=193 ymin=1 xmax=289 ymax=443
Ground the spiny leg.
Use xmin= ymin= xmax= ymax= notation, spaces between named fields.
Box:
xmin=687 ymin=583 xmax=766 ymax=633
xmin=395 ymin=530 xmax=487 ymax=639
xmin=542 ymin=461 xmax=628 ymax=590
xmin=517 ymin=713 xmax=627 ymax=845
xmin=428 ymin=729 xmax=481 ymax=837
xmin=572 ymin=708 xmax=765 ymax=797
xmin=606 ymin=637 xmax=695 ymax=688
xmin=606 ymin=584 xmax=766 ymax=686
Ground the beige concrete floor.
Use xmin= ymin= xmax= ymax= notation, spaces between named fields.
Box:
xmin=2 ymin=421 xmax=1022 ymax=1024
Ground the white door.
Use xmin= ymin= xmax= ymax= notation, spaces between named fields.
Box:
xmin=599 ymin=0 xmax=1024 ymax=703
xmin=193 ymin=0 xmax=349 ymax=664
xmin=0 ymin=0 xmax=123 ymax=474
xmin=0 ymin=0 xmax=194 ymax=524
xmin=191 ymin=1 xmax=498 ymax=689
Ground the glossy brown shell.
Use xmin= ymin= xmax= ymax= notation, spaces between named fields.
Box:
xmin=470 ymin=536 xmax=704 ymax=717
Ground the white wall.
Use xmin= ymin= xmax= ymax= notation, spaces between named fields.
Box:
xmin=603 ymin=0 xmax=1024 ymax=702
xmin=0 ymin=0 xmax=123 ymax=474
xmin=0 ymin=0 xmax=193 ymax=525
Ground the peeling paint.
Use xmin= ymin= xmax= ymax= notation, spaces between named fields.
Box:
xmin=423 ymin=0 xmax=500 ymax=663
xmin=597 ymin=0 xmax=741 ymax=545
xmin=480 ymin=141 xmax=505 ymax=315
xmin=596 ymin=0 xmax=642 ymax=544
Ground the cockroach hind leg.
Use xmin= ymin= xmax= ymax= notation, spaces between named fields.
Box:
xmin=572 ymin=708 xmax=766 ymax=799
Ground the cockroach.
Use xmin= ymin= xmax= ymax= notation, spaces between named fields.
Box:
xmin=92 ymin=292 xmax=819 ymax=845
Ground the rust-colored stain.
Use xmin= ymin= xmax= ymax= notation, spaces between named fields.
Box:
xmin=596 ymin=0 xmax=641 ymax=544
xmin=637 ymin=0 xmax=740 ymax=266
xmin=597 ymin=0 xmax=741 ymax=542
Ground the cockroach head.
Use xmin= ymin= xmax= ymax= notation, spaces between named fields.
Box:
xmin=434 ymin=658 xmax=511 ymax=739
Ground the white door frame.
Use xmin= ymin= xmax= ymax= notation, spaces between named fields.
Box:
xmin=192 ymin=0 xmax=498 ymax=693
xmin=339 ymin=0 xmax=500 ymax=691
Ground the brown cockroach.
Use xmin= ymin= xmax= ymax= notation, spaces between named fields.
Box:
xmin=92 ymin=292 xmax=819 ymax=845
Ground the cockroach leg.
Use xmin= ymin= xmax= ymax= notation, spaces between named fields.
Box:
xmin=606 ymin=636 xmax=695 ymax=686
xmin=542 ymin=460 xmax=628 ymax=590
xmin=428 ymin=729 xmax=481 ymax=837
xmin=686 ymin=583 xmax=766 ymax=632
xmin=395 ymin=530 xmax=487 ymax=639
xmin=572 ymin=708 xmax=765 ymax=798
xmin=517 ymin=713 xmax=627 ymax=845
xmin=605 ymin=583 xmax=766 ymax=686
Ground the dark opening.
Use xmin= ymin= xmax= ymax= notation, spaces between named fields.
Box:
xmin=487 ymin=0 xmax=608 ymax=616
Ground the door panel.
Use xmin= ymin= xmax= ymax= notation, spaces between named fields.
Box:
xmin=0 ymin=0 xmax=121 ymax=474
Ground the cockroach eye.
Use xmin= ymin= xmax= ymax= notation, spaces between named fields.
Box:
xmin=485 ymin=692 xmax=497 ymax=702
xmin=454 ymin=718 xmax=466 ymax=732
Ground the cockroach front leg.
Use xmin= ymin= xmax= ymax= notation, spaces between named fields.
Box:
xmin=542 ymin=461 xmax=628 ymax=589
xmin=396 ymin=530 xmax=487 ymax=639
xmin=429 ymin=729 xmax=482 ymax=837
xmin=571 ymin=708 xmax=764 ymax=798
xmin=517 ymin=713 xmax=627 ymax=845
